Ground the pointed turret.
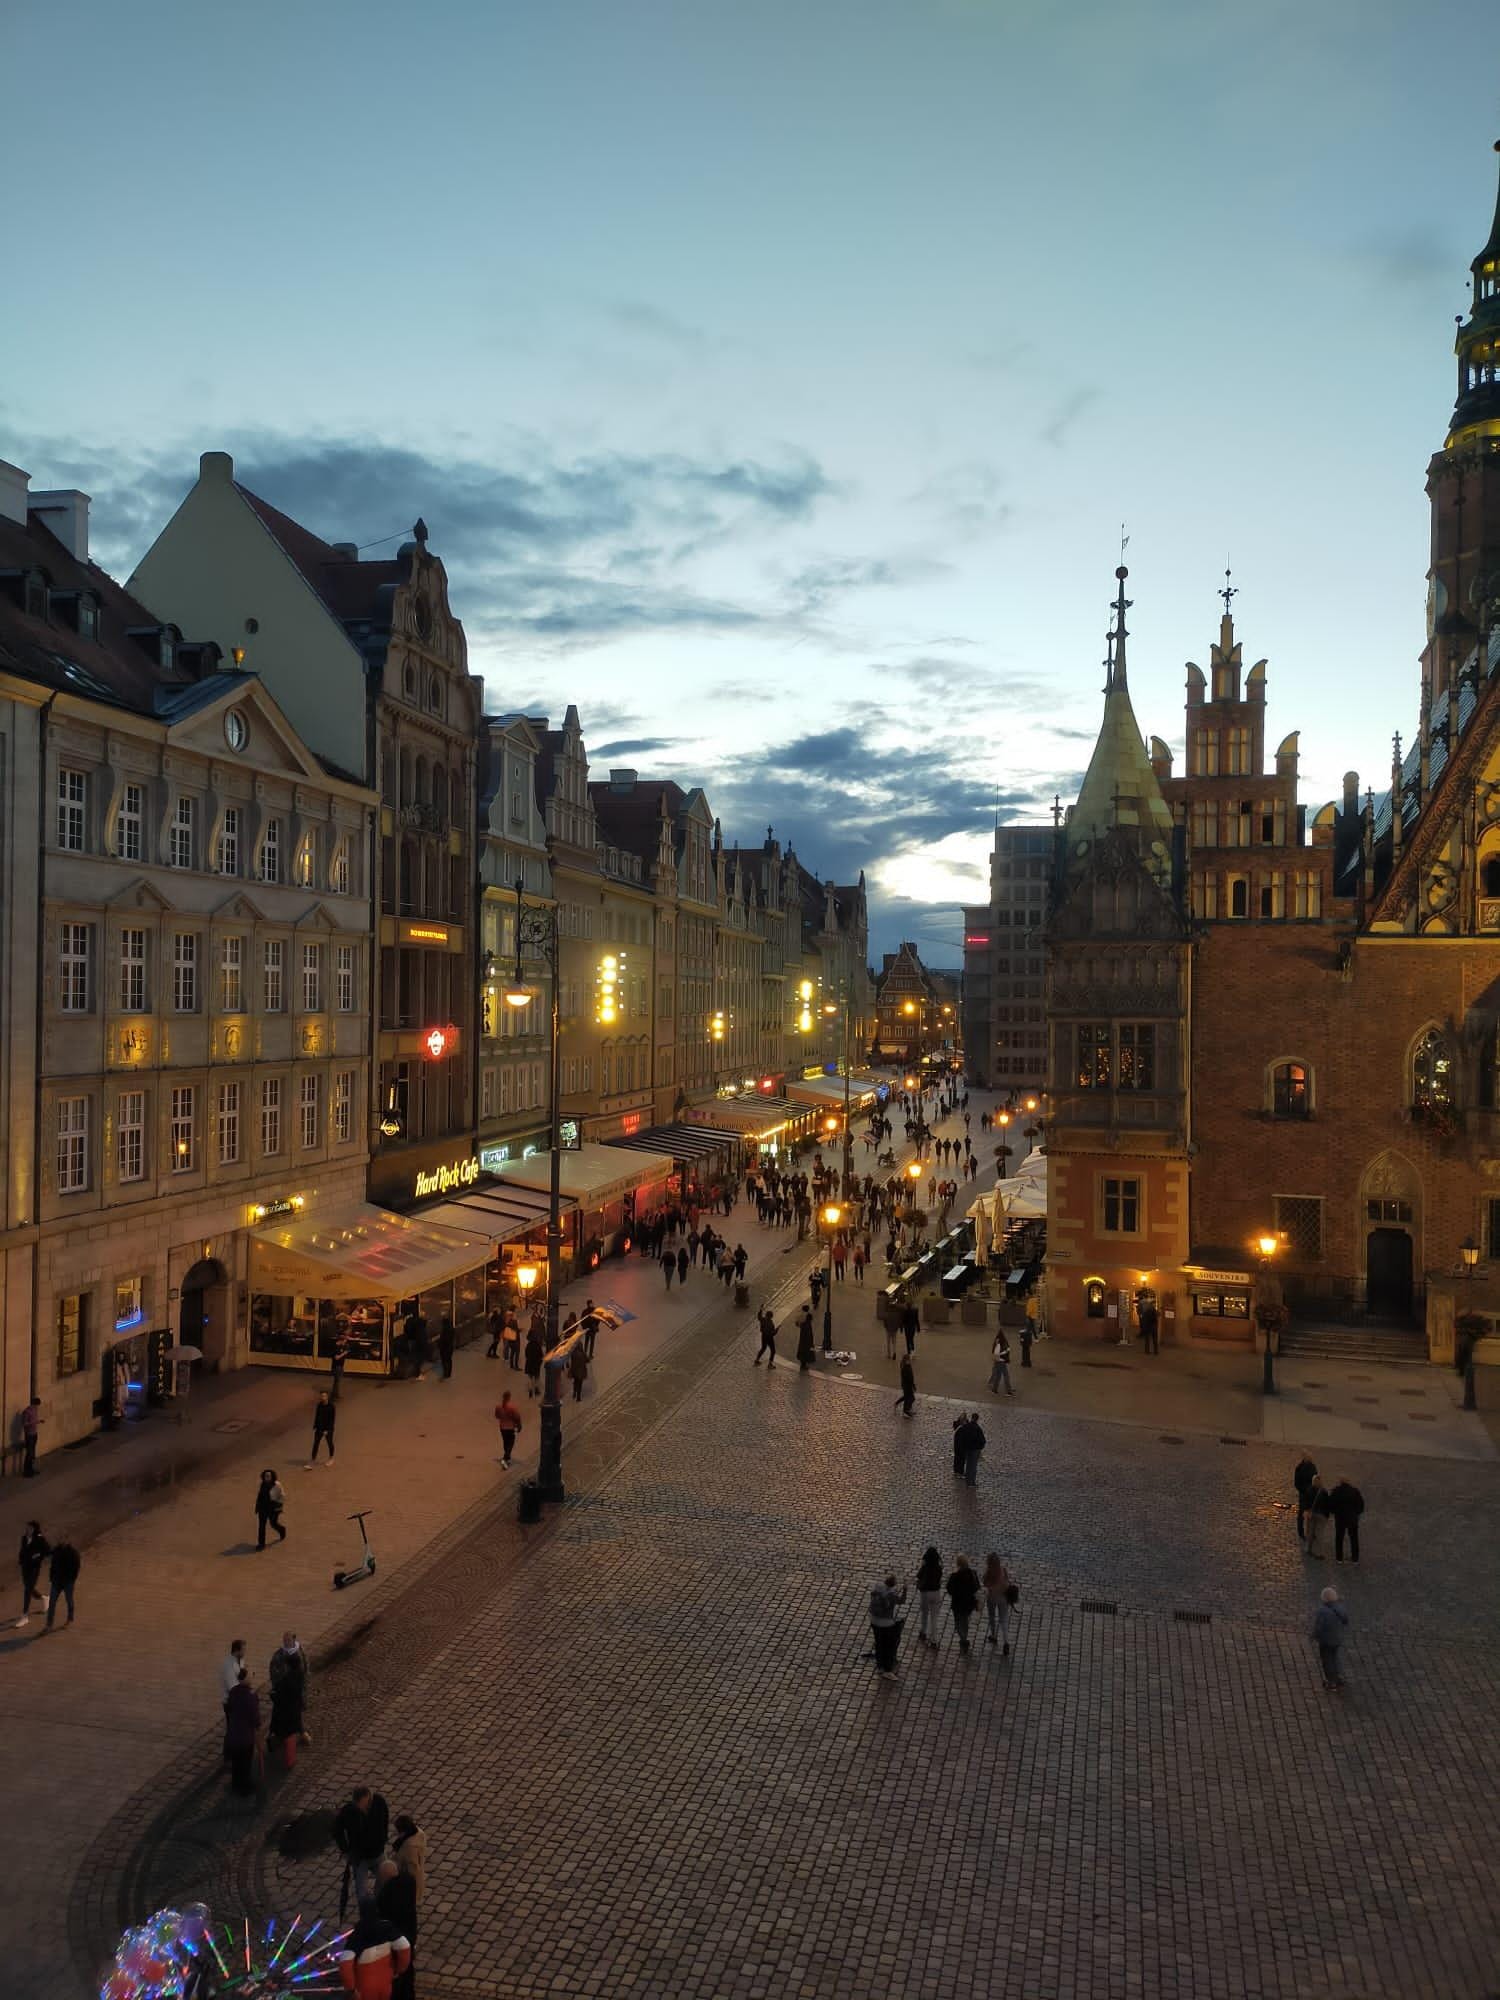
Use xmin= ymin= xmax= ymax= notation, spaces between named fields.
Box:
xmin=1070 ymin=566 xmax=1175 ymax=856
xmin=1448 ymin=141 xmax=1500 ymax=448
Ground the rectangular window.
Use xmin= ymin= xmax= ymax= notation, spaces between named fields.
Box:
xmin=1226 ymin=727 xmax=1251 ymax=776
xmin=1117 ymin=1023 xmax=1155 ymax=1090
xmin=480 ymin=1067 xmax=495 ymax=1118
xmin=1366 ymin=1197 xmax=1412 ymax=1224
xmin=59 ymin=922 xmax=91 ymax=1012
xmin=1077 ymin=1022 xmax=1111 ymax=1089
xmin=331 ymin=844 xmax=350 ymax=895
xmin=299 ymin=1073 xmax=319 ymax=1148
xmin=294 ymin=838 xmax=313 ymax=887
xmin=263 ymin=941 xmax=284 ymax=1012
xmin=301 ymin=942 xmax=321 ymax=1012
xmin=336 ymin=943 xmax=355 ymax=1011
xmin=57 ymin=1095 xmax=89 ymax=1192
xmin=172 ymin=932 xmax=198 ymax=1012
xmin=217 ymin=807 xmax=241 ymax=877
xmin=116 ymin=1089 xmax=145 ymax=1182
xmin=169 ymin=794 xmax=195 ymax=869
xmin=218 ymin=1080 xmax=241 ymax=1165
xmin=259 ymin=817 xmax=282 ymax=883
xmin=119 ymin=927 xmax=147 ymax=1012
xmin=170 ymin=1085 xmax=195 ymax=1173
xmin=114 ymin=1276 xmax=144 ymax=1330
xmin=1274 ymin=1194 xmax=1323 ymax=1260
xmin=1292 ymin=869 xmax=1322 ymax=920
xmin=1190 ymin=730 xmax=1219 ymax=778
xmin=334 ymin=1070 xmax=354 ymax=1144
xmin=1101 ymin=1175 xmax=1140 ymax=1234
xmin=1259 ymin=874 xmax=1284 ymax=920
xmin=57 ymin=767 xmax=87 ymax=850
xmin=115 ymin=782 xmax=143 ymax=860
xmin=1228 ymin=876 xmax=1249 ymax=919
xmin=56 ymin=1293 xmax=85 ymax=1377
xmin=261 ymin=1077 xmax=282 ymax=1155
xmin=1488 ymin=1197 xmax=1500 ymax=1262
xmin=1189 ymin=800 xmax=1213 ymax=851
xmin=220 ymin=935 xmax=243 ymax=1013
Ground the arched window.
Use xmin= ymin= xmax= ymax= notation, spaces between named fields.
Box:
xmin=1412 ymin=1027 xmax=1455 ymax=1114
xmin=1271 ymin=1061 xmax=1310 ymax=1118
xmin=1229 ymin=877 xmax=1249 ymax=918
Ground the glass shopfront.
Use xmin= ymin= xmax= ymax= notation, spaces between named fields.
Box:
xmin=249 ymin=1294 xmax=389 ymax=1368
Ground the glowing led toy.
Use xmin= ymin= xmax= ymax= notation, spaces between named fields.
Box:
xmin=103 ymin=1907 xmax=351 ymax=2000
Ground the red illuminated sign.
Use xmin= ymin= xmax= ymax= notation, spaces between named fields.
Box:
xmin=758 ymin=1077 xmax=775 ymax=1092
xmin=622 ymin=1111 xmax=643 ymax=1135
xmin=422 ymin=1022 xmax=460 ymax=1060
xmin=965 ymin=934 xmax=990 ymax=945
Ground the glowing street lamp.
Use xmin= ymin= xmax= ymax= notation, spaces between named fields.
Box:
xmin=515 ymin=1262 xmax=539 ymax=1295
xmin=1254 ymin=1231 xmax=1281 ymax=1395
xmin=819 ymin=1201 xmax=843 ymax=1350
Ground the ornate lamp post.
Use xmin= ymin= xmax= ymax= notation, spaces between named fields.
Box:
xmin=820 ymin=1201 xmax=842 ymax=1350
xmin=1254 ymin=1231 xmax=1281 ymax=1396
xmin=502 ymin=876 xmax=565 ymax=1499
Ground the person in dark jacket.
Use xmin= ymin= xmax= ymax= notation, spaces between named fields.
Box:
xmin=44 ymin=1533 xmax=80 ymax=1628
xmin=337 ymin=1901 xmax=410 ymax=2000
xmin=661 ymin=1248 xmax=676 ymax=1290
xmin=255 ymin=1469 xmax=287 ymax=1548
xmin=796 ymin=1305 xmax=816 ymax=1371
xmin=958 ymin=1413 xmax=987 ymax=1487
xmin=1305 ymin=1477 xmax=1332 ymax=1559
xmin=17 ymin=1520 xmax=49 ymax=1627
xmin=868 ymin=1573 xmax=907 ymax=1678
xmin=310 ymin=1392 xmax=336 ymax=1465
xmin=893 ymin=1355 xmax=916 ymax=1416
xmin=334 ymin=1787 xmax=391 ymax=1910
xmin=1328 ymin=1478 xmax=1364 ymax=1563
xmin=1311 ymin=1585 xmax=1349 ymax=1689
xmin=568 ymin=1340 xmax=588 ymax=1403
xmin=437 ymin=1316 xmax=456 ymax=1379
xmin=268 ymin=1631 xmax=309 ymax=1755
xmin=223 ymin=1667 xmax=261 ymax=1796
xmin=1292 ymin=1454 xmax=1318 ymax=1541
xmin=753 ymin=1307 xmax=777 ymax=1368
xmin=914 ymin=1546 xmax=943 ymax=1647
xmin=951 ymin=1413 xmax=968 ymax=1476
xmin=523 ymin=1327 xmax=544 ymax=1399
xmin=676 ymin=1245 xmax=690 ymax=1284
xmin=945 ymin=1554 xmax=981 ymax=1654
xmin=375 ymin=1860 xmax=418 ymax=2000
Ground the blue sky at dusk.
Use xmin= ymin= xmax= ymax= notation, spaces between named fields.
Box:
xmin=4 ymin=0 xmax=1496 ymax=959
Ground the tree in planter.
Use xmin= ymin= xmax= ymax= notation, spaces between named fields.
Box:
xmin=1455 ymin=1310 xmax=1488 ymax=1376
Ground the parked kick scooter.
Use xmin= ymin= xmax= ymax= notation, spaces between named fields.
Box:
xmin=332 ymin=1509 xmax=376 ymax=1589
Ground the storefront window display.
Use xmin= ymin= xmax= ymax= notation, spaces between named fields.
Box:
xmin=249 ymin=1294 xmax=387 ymax=1368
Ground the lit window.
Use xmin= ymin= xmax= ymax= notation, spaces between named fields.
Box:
xmin=170 ymin=1085 xmax=195 ymax=1173
xmin=294 ymin=838 xmax=313 ymax=887
xmin=1272 ymin=1062 xmax=1309 ymax=1118
xmin=56 ymin=1293 xmax=85 ymax=1376
xmin=1117 ymin=1024 xmax=1155 ymax=1091
xmin=114 ymin=1275 xmax=143 ymax=1328
xmin=1412 ymin=1029 xmax=1454 ymax=1115
xmin=331 ymin=844 xmax=350 ymax=895
xmin=1077 ymin=1022 xmax=1111 ymax=1089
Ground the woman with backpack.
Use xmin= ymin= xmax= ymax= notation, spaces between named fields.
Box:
xmin=254 ymin=1468 xmax=287 ymax=1549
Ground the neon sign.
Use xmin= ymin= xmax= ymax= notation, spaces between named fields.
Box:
xmin=413 ymin=1154 xmax=481 ymax=1198
xmin=422 ymin=1022 xmax=460 ymax=1060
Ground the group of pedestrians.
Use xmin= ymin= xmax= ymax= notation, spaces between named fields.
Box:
xmin=15 ymin=1518 xmax=81 ymax=1630
xmin=1293 ymin=1456 xmax=1365 ymax=1562
xmin=870 ymin=1546 xmax=1018 ymax=1676
xmin=333 ymin=1785 xmax=425 ymax=2000
xmin=219 ymin=1628 xmax=312 ymax=1794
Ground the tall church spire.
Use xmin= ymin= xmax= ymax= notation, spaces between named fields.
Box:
xmin=1070 ymin=564 xmax=1174 ymax=863
xmin=1447 ymin=139 xmax=1500 ymax=450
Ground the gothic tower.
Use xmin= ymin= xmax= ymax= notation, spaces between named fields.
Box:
xmin=1421 ymin=141 xmax=1500 ymax=710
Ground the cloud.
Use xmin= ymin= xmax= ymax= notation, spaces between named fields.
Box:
xmin=1039 ymin=386 xmax=1101 ymax=448
xmin=592 ymin=736 xmax=678 ymax=758
xmin=1354 ymin=225 xmax=1453 ymax=289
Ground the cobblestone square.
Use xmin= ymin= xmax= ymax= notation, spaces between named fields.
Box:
xmin=78 ymin=1309 xmax=1500 ymax=2000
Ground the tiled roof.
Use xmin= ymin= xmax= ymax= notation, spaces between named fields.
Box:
xmin=238 ymin=487 xmax=407 ymax=628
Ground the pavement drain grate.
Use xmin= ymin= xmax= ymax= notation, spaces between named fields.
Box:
xmin=1157 ymin=1433 xmax=1185 ymax=1444
xmin=1219 ymin=1435 xmax=1248 ymax=1446
xmin=1360 ymin=1421 xmax=1391 ymax=1431
xmin=1174 ymin=1610 xmax=1212 ymax=1626
xmin=212 ymin=1419 xmax=251 ymax=1434
xmin=1080 ymin=1599 xmax=1118 ymax=1615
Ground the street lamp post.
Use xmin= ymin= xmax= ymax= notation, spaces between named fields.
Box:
xmin=1255 ymin=1232 xmax=1281 ymax=1396
xmin=820 ymin=1201 xmax=841 ymax=1350
xmin=504 ymin=875 xmax=565 ymax=1500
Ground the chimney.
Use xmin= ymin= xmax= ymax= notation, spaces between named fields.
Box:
xmin=0 ymin=459 xmax=30 ymax=527
xmin=30 ymin=489 xmax=90 ymax=561
xmin=330 ymin=543 xmax=359 ymax=561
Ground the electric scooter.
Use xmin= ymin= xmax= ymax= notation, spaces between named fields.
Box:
xmin=332 ymin=1508 xmax=376 ymax=1589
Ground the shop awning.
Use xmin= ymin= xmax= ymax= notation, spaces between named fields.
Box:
xmin=1184 ymin=1247 xmax=1253 ymax=1284
xmin=416 ymin=1181 xmax=579 ymax=1244
xmin=250 ymin=1202 xmax=490 ymax=1299
xmin=688 ymin=1097 xmax=792 ymax=1141
xmin=786 ymin=1076 xmax=879 ymax=1112
xmin=490 ymin=1142 xmax=673 ymax=1206
xmin=602 ymin=1123 xmax=735 ymax=1164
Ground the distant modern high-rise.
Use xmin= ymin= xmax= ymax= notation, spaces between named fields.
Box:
xmin=964 ymin=826 xmax=1052 ymax=1093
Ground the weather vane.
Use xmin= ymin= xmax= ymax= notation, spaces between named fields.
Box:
xmin=1220 ymin=563 xmax=1237 ymax=617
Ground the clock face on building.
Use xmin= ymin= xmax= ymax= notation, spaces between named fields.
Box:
xmin=224 ymin=709 xmax=248 ymax=751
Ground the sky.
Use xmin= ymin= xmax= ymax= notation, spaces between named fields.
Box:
xmin=3 ymin=0 xmax=1497 ymax=962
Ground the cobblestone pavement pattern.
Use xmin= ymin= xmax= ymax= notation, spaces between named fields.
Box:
xmin=72 ymin=1296 xmax=1500 ymax=2000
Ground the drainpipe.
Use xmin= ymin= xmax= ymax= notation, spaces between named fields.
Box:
xmin=29 ymin=694 xmax=57 ymax=1408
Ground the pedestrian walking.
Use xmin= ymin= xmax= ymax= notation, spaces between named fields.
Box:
xmin=901 ymin=1301 xmax=919 ymax=1356
xmin=661 ymin=1249 xmax=676 ymax=1290
xmin=884 ymin=1310 xmax=898 ymax=1360
xmin=677 ymin=1245 xmax=690 ymax=1284
xmin=44 ymin=1532 xmax=81 ymax=1628
xmin=988 ymin=1330 xmax=1014 ymax=1397
xmin=753 ymin=1307 xmax=777 ymax=1368
xmin=495 ymin=1391 xmax=523 ymax=1466
xmin=310 ymin=1391 xmax=337 ymax=1464
xmin=255 ymin=1468 xmax=288 ymax=1549
xmin=437 ymin=1315 xmax=456 ymax=1379
xmin=894 ymin=1355 xmax=916 ymax=1416
xmin=503 ymin=1312 xmax=522 ymax=1368
xmin=1305 ymin=1476 xmax=1332 ymax=1559
xmin=20 ymin=1396 xmax=42 ymax=1476
xmin=1293 ymin=1454 xmax=1318 ymax=1542
xmin=1311 ymin=1585 xmax=1349 ymax=1690
xmin=796 ymin=1305 xmax=816 ymax=1371
xmin=391 ymin=1811 xmax=427 ymax=1903
xmin=852 ymin=1243 xmax=866 ymax=1285
xmin=959 ymin=1413 xmax=986 ymax=1486
xmin=582 ymin=1301 xmax=598 ymax=1360
xmin=223 ymin=1668 xmax=261 ymax=1797
xmin=832 ymin=1240 xmax=847 ymax=1283
xmin=1329 ymin=1477 xmax=1364 ymax=1563
xmin=268 ymin=1630 xmax=310 ymax=1765
xmin=733 ymin=1243 xmax=748 ymax=1280
xmin=982 ymin=1552 xmax=1015 ymax=1654
xmin=17 ymin=1519 xmax=48 ymax=1627
xmin=485 ymin=1306 xmax=505 ymax=1358
xmin=915 ymin=1545 xmax=943 ymax=1647
xmin=945 ymin=1554 xmax=980 ymax=1653
xmin=568 ymin=1340 xmax=588 ymax=1403
xmin=1139 ymin=1298 xmax=1160 ymax=1354
xmin=524 ymin=1327 xmax=544 ymax=1398
xmin=951 ymin=1412 xmax=967 ymax=1476
xmin=334 ymin=1785 xmax=391 ymax=1910
xmin=330 ymin=1331 xmax=349 ymax=1403
xmin=219 ymin=1636 xmax=247 ymax=1704
xmin=868 ymin=1573 xmax=907 ymax=1679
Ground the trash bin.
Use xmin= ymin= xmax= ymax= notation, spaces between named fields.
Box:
xmin=518 ymin=1478 xmax=542 ymax=1524
xmin=734 ymin=1280 xmax=750 ymax=1308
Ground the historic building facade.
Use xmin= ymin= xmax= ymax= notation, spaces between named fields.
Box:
xmin=477 ymin=715 xmax=553 ymax=1167
xmin=0 ymin=464 xmax=374 ymax=1453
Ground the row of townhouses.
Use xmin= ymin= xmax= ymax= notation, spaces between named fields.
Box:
xmin=0 ymin=452 xmax=872 ymax=1460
